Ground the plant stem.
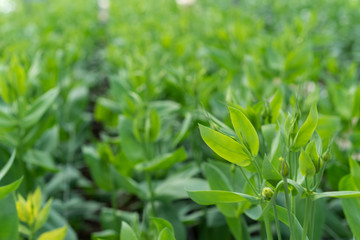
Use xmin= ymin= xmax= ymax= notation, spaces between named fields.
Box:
xmin=263 ymin=205 xmax=273 ymax=240
xmin=309 ymin=200 xmax=316 ymax=240
xmin=253 ymin=159 xmax=263 ymax=191
xmin=29 ymin=223 xmax=35 ymax=240
xmin=305 ymin=177 xmax=309 ymax=190
xmin=239 ymin=167 xmax=260 ymax=197
xmin=142 ymin=139 xmax=157 ymax=216
xmin=302 ymin=195 xmax=311 ymax=240
xmin=260 ymin=221 xmax=266 ymax=240
xmin=283 ymin=177 xmax=296 ymax=240
xmin=291 ymin=192 xmax=296 ymax=233
xmin=146 ymin=172 xmax=156 ymax=216
xmin=312 ymin=162 xmax=327 ymax=191
xmin=273 ymin=203 xmax=282 ymax=240
xmin=294 ymin=151 xmax=298 ymax=181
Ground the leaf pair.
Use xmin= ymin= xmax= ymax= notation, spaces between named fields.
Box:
xmin=120 ymin=218 xmax=176 ymax=240
xmin=199 ymin=106 xmax=259 ymax=167
xmin=292 ymin=105 xmax=318 ymax=150
xmin=299 ymin=140 xmax=321 ymax=177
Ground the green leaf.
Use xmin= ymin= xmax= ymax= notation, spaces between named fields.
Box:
xmin=0 ymin=177 xmax=23 ymax=200
xmin=83 ymin=146 xmax=113 ymax=191
xmin=349 ymin=157 xmax=360 ymax=190
xmin=313 ymin=191 xmax=360 ymax=200
xmin=119 ymin=117 xmax=145 ymax=161
xmin=145 ymin=108 xmax=161 ymax=142
xmin=299 ymin=149 xmax=316 ymax=177
xmin=209 ymin=47 xmax=238 ymax=71
xmin=151 ymin=217 xmax=174 ymax=234
xmin=286 ymin=179 xmax=305 ymax=196
xmin=293 ymin=105 xmax=318 ymax=149
xmin=11 ymin=56 xmax=26 ymax=96
xmin=204 ymin=163 xmax=246 ymax=218
xmin=36 ymin=126 xmax=59 ymax=154
xmin=92 ymin=230 xmax=117 ymax=240
xmin=0 ymin=195 xmax=18 ymax=240
xmin=261 ymin=124 xmax=277 ymax=150
xmin=172 ymin=112 xmax=191 ymax=147
xmin=305 ymin=140 xmax=320 ymax=172
xmin=204 ymin=163 xmax=232 ymax=191
xmin=199 ymin=125 xmax=251 ymax=167
xmin=262 ymin=156 xmax=282 ymax=187
xmin=244 ymin=56 xmax=262 ymax=90
xmin=19 ymin=224 xmax=31 ymax=236
xmin=114 ymin=173 xmax=147 ymax=200
xmin=272 ymin=205 xmax=308 ymax=240
xmin=23 ymin=88 xmax=59 ymax=128
xmin=99 ymin=208 xmax=140 ymax=236
xmin=206 ymin=160 xmax=249 ymax=194
xmin=135 ymin=147 xmax=187 ymax=172
xmin=186 ymin=189 xmax=259 ymax=205
xmin=352 ymin=86 xmax=360 ymax=117
xmin=155 ymin=202 xmax=186 ymax=240
xmin=270 ymin=90 xmax=283 ymax=123
xmin=225 ymin=217 xmax=250 ymax=240
xmin=94 ymin=98 xmax=119 ymax=127
xmin=0 ymin=150 xmax=16 ymax=181
xmin=0 ymin=110 xmax=17 ymax=129
xmin=228 ymin=106 xmax=259 ymax=156
xmin=339 ymin=175 xmax=360 ymax=239
xmin=155 ymin=177 xmax=207 ymax=201
xmin=23 ymin=149 xmax=58 ymax=172
xmin=120 ymin=222 xmax=138 ymax=240
xmin=38 ymin=225 xmax=67 ymax=240
xmin=158 ymin=228 xmax=176 ymax=240
xmin=316 ymin=115 xmax=341 ymax=150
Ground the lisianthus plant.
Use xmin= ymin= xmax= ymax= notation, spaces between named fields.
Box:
xmin=187 ymin=92 xmax=360 ymax=240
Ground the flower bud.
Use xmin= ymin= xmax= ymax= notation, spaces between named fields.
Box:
xmin=278 ymin=157 xmax=289 ymax=177
xmin=305 ymin=140 xmax=320 ymax=172
xmin=299 ymin=149 xmax=316 ymax=177
xmin=262 ymin=187 xmax=274 ymax=200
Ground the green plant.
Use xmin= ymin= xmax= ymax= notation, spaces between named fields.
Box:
xmin=93 ymin=216 xmax=177 ymax=240
xmin=1 ymin=0 xmax=360 ymax=238
xmin=188 ymin=98 xmax=360 ymax=239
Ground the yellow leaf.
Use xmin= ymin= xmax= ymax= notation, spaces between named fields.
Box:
xmin=26 ymin=193 xmax=35 ymax=225
xmin=31 ymin=187 xmax=42 ymax=217
xmin=16 ymin=194 xmax=29 ymax=223
xmin=35 ymin=198 xmax=53 ymax=231
xmin=37 ymin=226 xmax=67 ymax=240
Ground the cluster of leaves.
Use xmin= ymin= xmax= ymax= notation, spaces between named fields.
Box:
xmin=1 ymin=0 xmax=360 ymax=239
xmin=195 ymin=100 xmax=360 ymax=239
xmin=16 ymin=187 xmax=67 ymax=240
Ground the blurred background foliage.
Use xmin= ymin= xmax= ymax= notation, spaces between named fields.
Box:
xmin=0 ymin=0 xmax=360 ymax=239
